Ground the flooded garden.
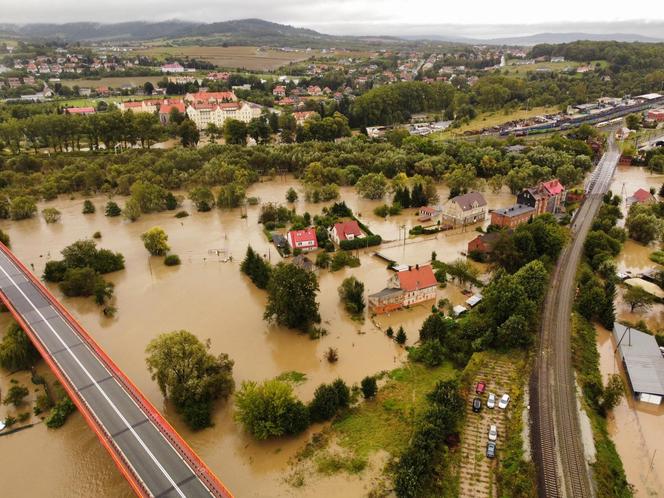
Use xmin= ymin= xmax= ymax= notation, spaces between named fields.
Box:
xmin=0 ymin=177 xmax=512 ymax=497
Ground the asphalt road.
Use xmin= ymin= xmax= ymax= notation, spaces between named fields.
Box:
xmin=533 ymin=137 xmax=620 ymax=498
xmin=0 ymin=247 xmax=218 ymax=498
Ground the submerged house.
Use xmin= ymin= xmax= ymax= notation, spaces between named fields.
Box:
xmin=441 ymin=192 xmax=487 ymax=226
xmin=369 ymin=265 xmax=437 ymax=314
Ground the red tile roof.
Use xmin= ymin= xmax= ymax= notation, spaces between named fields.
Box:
xmin=65 ymin=107 xmax=95 ymax=114
xmin=186 ymin=91 xmax=237 ymax=103
xmin=159 ymin=102 xmax=185 ymax=114
xmin=332 ymin=220 xmax=362 ymax=241
xmin=541 ymin=179 xmax=564 ymax=195
xmin=288 ymin=227 xmax=318 ymax=246
xmin=632 ymin=188 xmax=654 ymax=202
xmin=397 ymin=265 xmax=437 ymax=292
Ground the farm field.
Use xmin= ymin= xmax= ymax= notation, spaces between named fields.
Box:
xmin=134 ymin=45 xmax=318 ymax=71
xmin=61 ymin=75 xmax=166 ymax=89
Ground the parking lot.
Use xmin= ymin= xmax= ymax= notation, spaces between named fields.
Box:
xmin=458 ymin=357 xmax=516 ymax=498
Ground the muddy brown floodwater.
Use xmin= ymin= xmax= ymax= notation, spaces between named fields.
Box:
xmin=597 ymin=325 xmax=664 ymax=498
xmin=0 ymin=177 xmax=514 ymax=497
xmin=602 ymin=164 xmax=664 ymax=498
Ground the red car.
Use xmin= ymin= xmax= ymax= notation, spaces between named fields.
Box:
xmin=475 ymin=381 xmax=486 ymax=395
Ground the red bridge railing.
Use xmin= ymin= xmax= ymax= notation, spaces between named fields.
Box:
xmin=0 ymin=243 xmax=233 ymax=498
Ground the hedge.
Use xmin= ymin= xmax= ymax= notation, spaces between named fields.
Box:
xmin=340 ymin=235 xmax=382 ymax=250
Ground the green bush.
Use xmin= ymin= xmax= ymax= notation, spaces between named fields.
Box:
xmin=45 ymin=396 xmax=76 ymax=428
xmin=0 ymin=229 xmax=10 ymax=247
xmin=360 ymin=376 xmax=378 ymax=399
xmin=164 ymin=254 xmax=181 ymax=266
xmin=104 ymin=201 xmax=122 ymax=217
xmin=175 ymin=210 xmax=189 ymax=218
xmin=82 ymin=200 xmax=95 ymax=214
xmin=339 ymin=235 xmax=382 ymax=250
xmin=330 ymin=251 xmax=361 ymax=271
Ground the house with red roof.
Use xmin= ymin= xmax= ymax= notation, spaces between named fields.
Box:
xmin=161 ymin=62 xmax=184 ymax=73
xmin=368 ymin=264 xmax=438 ymax=314
xmin=272 ymin=85 xmax=287 ymax=97
xmin=517 ymin=178 xmax=566 ymax=215
xmin=64 ymin=107 xmax=96 ymax=115
xmin=287 ymin=228 xmax=318 ymax=252
xmin=329 ymin=220 xmax=363 ymax=245
xmin=293 ymin=111 xmax=318 ymax=125
xmin=627 ymin=188 xmax=656 ymax=206
xmin=184 ymin=91 xmax=237 ymax=104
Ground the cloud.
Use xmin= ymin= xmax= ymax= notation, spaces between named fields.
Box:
xmin=1 ymin=0 xmax=664 ymax=37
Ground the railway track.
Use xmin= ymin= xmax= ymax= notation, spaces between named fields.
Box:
xmin=531 ymin=138 xmax=620 ymax=498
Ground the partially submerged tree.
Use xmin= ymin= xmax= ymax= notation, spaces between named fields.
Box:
xmin=146 ymin=330 xmax=234 ymax=430
xmin=264 ymin=263 xmax=320 ymax=332
xmin=141 ymin=227 xmax=170 ymax=256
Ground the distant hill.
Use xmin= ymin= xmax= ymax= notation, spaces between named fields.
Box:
xmin=406 ymin=31 xmax=664 ymax=46
xmin=0 ymin=19 xmax=413 ymax=49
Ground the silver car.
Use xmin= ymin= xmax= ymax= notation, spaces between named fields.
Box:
xmin=488 ymin=424 xmax=498 ymax=441
xmin=487 ymin=393 xmax=496 ymax=409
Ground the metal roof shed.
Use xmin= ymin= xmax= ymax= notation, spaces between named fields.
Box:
xmin=613 ymin=323 xmax=664 ymax=405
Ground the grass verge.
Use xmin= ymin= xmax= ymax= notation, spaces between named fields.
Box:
xmin=571 ymin=313 xmax=632 ymax=498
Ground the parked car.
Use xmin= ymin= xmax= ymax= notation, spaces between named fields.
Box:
xmin=472 ymin=397 xmax=482 ymax=413
xmin=488 ymin=424 xmax=498 ymax=441
xmin=475 ymin=381 xmax=486 ymax=395
xmin=487 ymin=393 xmax=496 ymax=409
xmin=486 ymin=441 xmax=496 ymax=459
xmin=498 ymin=393 xmax=510 ymax=409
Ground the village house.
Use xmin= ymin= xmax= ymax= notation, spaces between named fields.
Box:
xmin=272 ymin=85 xmax=287 ymax=97
xmin=441 ymin=192 xmax=487 ymax=226
xmin=418 ymin=206 xmax=442 ymax=221
xmin=490 ymin=204 xmax=535 ymax=228
xmin=369 ymin=265 xmax=438 ymax=314
xmin=161 ymin=62 xmax=185 ymax=73
xmin=286 ymin=228 xmax=318 ymax=252
xmin=292 ymin=111 xmax=318 ymax=126
xmin=64 ymin=107 xmax=96 ymax=116
xmin=647 ymin=108 xmax=664 ymax=122
xmin=329 ymin=220 xmax=363 ymax=246
xmin=467 ymin=231 xmax=505 ymax=259
xmin=627 ymin=188 xmax=656 ymax=206
xmin=516 ymin=179 xmax=566 ymax=215
xmin=118 ymin=100 xmax=158 ymax=113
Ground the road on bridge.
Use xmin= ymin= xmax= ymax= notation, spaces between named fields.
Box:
xmin=531 ymin=136 xmax=620 ymax=498
xmin=0 ymin=244 xmax=232 ymax=498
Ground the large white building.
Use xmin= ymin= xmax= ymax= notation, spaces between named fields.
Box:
xmin=185 ymin=101 xmax=262 ymax=129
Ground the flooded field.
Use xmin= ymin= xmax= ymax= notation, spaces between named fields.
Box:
xmin=597 ymin=162 xmax=664 ymax=498
xmin=0 ymin=177 xmax=512 ymax=497
xmin=596 ymin=325 xmax=664 ymax=498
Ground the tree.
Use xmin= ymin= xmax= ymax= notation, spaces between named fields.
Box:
xmin=625 ymin=113 xmax=641 ymax=130
xmin=361 ymin=376 xmax=378 ymax=399
xmin=10 ymin=196 xmax=37 ymax=220
xmin=234 ymin=379 xmax=309 ymax=439
xmin=264 ymin=263 xmax=320 ymax=332
xmin=82 ymin=200 xmax=95 ymax=214
xmin=356 ymin=172 xmax=388 ymax=199
xmin=206 ymin=123 xmax=222 ymax=142
xmin=0 ymin=322 xmax=40 ymax=371
xmin=142 ymin=81 xmax=154 ymax=95
xmin=240 ymin=246 xmax=271 ymax=289
xmin=338 ymin=277 xmax=365 ymax=316
xmin=3 ymin=384 xmax=29 ymax=407
xmin=395 ymin=326 xmax=407 ymax=345
xmin=178 ymin=119 xmax=200 ymax=147
xmin=601 ymin=374 xmax=624 ymax=411
xmin=0 ymin=229 xmax=9 ymax=247
xmin=59 ymin=267 xmax=101 ymax=297
xmin=224 ymin=119 xmax=248 ymax=145
xmin=145 ymin=330 xmax=234 ymax=430
xmin=141 ymin=227 xmax=170 ymax=256
xmin=623 ymin=285 xmax=655 ymax=312
xmin=286 ymin=187 xmax=298 ymax=203
xmin=42 ymin=207 xmax=61 ymax=224
xmin=247 ymin=117 xmax=271 ymax=144
xmin=626 ymin=205 xmax=662 ymax=244
xmin=189 ymin=187 xmax=215 ymax=212
xmin=123 ymin=198 xmax=141 ymax=222
xmin=105 ymin=201 xmax=122 ymax=217
xmin=309 ymin=382 xmax=344 ymax=422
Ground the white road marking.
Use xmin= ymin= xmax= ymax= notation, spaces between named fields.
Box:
xmin=0 ymin=259 xmax=188 ymax=498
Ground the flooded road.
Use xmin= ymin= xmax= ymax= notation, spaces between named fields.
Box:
xmin=0 ymin=177 xmax=510 ymax=497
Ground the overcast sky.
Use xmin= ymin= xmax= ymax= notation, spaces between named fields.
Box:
xmin=3 ymin=0 xmax=664 ymax=37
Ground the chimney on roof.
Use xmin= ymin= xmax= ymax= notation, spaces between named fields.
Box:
xmin=416 ymin=264 xmax=419 ymax=270
xmin=408 ymin=265 xmax=412 ymax=271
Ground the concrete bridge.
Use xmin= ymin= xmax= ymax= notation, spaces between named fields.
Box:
xmin=0 ymin=243 xmax=233 ymax=498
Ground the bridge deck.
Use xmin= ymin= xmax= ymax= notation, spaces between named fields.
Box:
xmin=0 ymin=245 xmax=232 ymax=498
